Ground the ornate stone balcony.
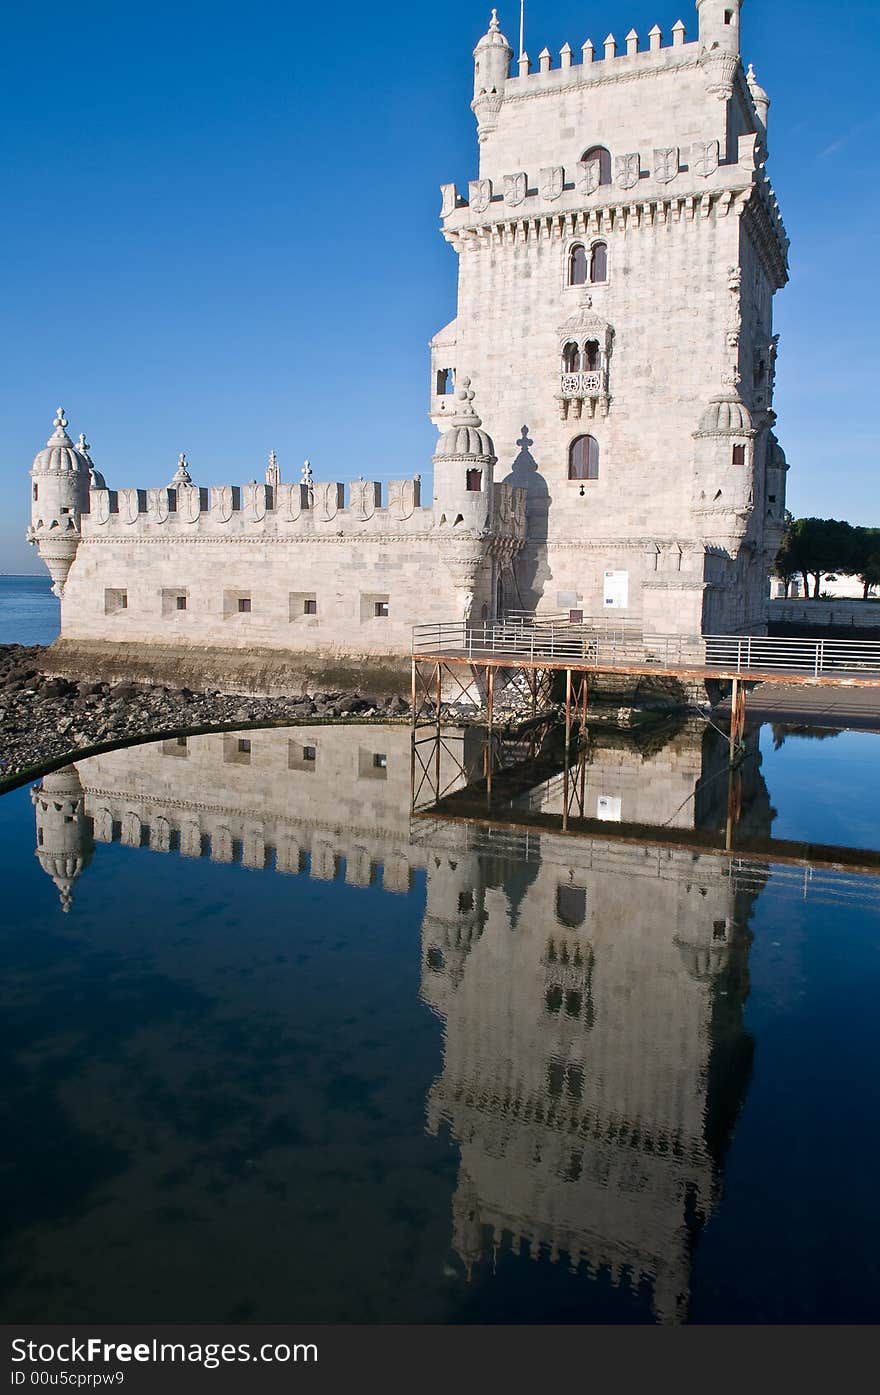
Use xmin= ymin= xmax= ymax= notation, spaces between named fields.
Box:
xmin=561 ymin=371 xmax=602 ymax=396
xmin=558 ymin=372 xmax=609 ymax=420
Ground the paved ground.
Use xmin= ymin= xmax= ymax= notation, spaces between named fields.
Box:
xmin=714 ymin=682 xmax=880 ymax=731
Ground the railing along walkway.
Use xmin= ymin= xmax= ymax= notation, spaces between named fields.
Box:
xmin=412 ymin=621 xmax=880 ymax=682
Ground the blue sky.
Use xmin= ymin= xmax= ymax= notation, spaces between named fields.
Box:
xmin=1 ymin=0 xmax=877 ymax=571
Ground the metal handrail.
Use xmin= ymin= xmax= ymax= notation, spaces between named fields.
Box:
xmin=412 ymin=621 xmax=880 ymax=677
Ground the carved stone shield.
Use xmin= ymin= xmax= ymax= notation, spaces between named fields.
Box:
xmin=692 ymin=139 xmax=719 ymax=177
xmin=615 ymin=153 xmax=640 ymax=190
xmin=540 ymin=165 xmax=564 ymax=201
xmin=578 ymin=159 xmax=601 ymax=195
xmin=469 ymin=178 xmax=492 ymax=214
xmin=439 ymin=183 xmax=457 ymax=218
xmin=504 ymin=172 xmax=527 ymax=207
xmin=653 ymin=146 xmax=679 ymax=184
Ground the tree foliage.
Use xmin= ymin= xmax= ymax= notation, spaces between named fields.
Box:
xmin=772 ymin=517 xmax=880 ymax=599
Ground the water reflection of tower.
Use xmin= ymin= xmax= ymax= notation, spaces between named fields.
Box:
xmin=31 ymin=767 xmax=94 ymax=912
xmin=421 ymin=827 xmax=760 ymax=1324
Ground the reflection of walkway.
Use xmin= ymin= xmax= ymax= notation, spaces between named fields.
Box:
xmin=715 ymin=682 xmax=880 ymax=731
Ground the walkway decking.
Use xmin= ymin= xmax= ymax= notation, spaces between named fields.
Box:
xmin=412 ymin=622 xmax=880 ymax=688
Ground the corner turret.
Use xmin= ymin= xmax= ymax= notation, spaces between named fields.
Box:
xmin=32 ymin=766 xmax=94 ymax=912
xmin=472 ymin=9 xmax=512 ymax=140
xmin=433 ymin=378 xmax=497 ymax=533
xmin=696 ymin=0 xmax=742 ymax=56
xmin=27 ymin=408 xmax=91 ymax=597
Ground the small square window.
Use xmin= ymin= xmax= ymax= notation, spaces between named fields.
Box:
xmin=238 ymin=597 xmax=251 ymax=613
xmin=104 ymin=588 xmax=128 ymax=615
xmin=373 ymin=753 xmax=387 ymax=769
xmin=304 ymin=598 xmax=317 ymax=615
xmin=302 ymin=745 xmax=316 ymax=762
xmin=238 ymin=738 xmax=251 ymax=754
xmin=177 ymin=736 xmax=187 ymax=748
xmin=375 ymin=601 xmax=389 ymax=618
xmin=458 ymin=890 xmax=474 ymax=914
xmin=176 ymin=595 xmax=187 ymax=610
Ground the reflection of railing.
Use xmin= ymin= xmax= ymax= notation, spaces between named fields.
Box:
xmin=412 ymin=622 xmax=880 ymax=678
xmin=561 ymin=371 xmax=602 ymax=396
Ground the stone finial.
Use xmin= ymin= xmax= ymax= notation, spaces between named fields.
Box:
xmin=47 ymin=407 xmax=73 ymax=446
xmin=649 ymin=24 xmax=662 ymax=51
xmin=301 ymin=459 xmax=313 ymax=485
xmin=171 ymin=452 xmax=192 ymax=486
xmin=488 ymin=7 xmax=500 ymax=31
xmin=76 ymin=432 xmax=91 ymax=457
xmin=538 ymin=47 xmax=551 ymax=73
xmin=560 ymin=42 xmax=573 ymax=69
xmin=266 ymin=449 xmax=280 ymax=487
xmin=451 ymin=376 xmax=483 ymax=427
xmin=582 ymin=39 xmax=594 ymax=63
xmin=672 ymin=19 xmax=686 ymax=46
xmin=518 ymin=50 xmax=530 ymax=75
xmin=604 ymin=34 xmax=616 ymax=60
xmin=626 ymin=29 xmax=638 ymax=56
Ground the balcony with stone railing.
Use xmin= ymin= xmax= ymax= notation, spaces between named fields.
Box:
xmin=558 ymin=371 xmax=609 ymax=420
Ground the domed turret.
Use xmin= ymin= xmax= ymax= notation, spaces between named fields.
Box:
xmin=27 ymin=409 xmax=91 ymax=596
xmin=696 ymin=0 xmax=742 ymax=56
xmin=693 ymin=391 xmax=757 ymax=535
xmin=746 ymin=62 xmax=770 ymax=149
xmin=472 ymin=10 xmax=512 ymax=139
xmin=32 ymin=766 xmax=94 ymax=913
xmin=77 ymin=432 xmax=106 ymax=490
xmin=697 ymin=393 xmax=753 ymax=436
xmin=433 ymin=378 xmax=497 ymax=531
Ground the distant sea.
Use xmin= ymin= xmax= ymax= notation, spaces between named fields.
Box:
xmin=0 ymin=575 xmax=60 ymax=646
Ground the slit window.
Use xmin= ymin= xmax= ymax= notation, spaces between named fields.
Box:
xmin=238 ymin=597 xmax=251 ymax=613
xmin=466 ymin=468 xmax=482 ymax=492
xmin=568 ymin=435 xmax=600 ymax=481
xmin=732 ymin=445 xmax=746 ymax=465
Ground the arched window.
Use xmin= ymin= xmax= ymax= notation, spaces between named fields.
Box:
xmin=590 ymin=241 xmax=608 ymax=283
xmin=580 ymin=146 xmax=612 ymax=188
xmin=562 ymin=341 xmax=581 ymax=373
xmin=584 ymin=340 xmax=600 ymax=371
xmin=568 ymin=244 xmax=588 ymax=286
xmin=568 ymin=435 xmax=599 ymax=481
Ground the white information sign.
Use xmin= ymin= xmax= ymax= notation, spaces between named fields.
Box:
xmin=596 ymin=795 xmax=622 ymax=822
xmin=603 ymin=569 xmax=629 ymax=609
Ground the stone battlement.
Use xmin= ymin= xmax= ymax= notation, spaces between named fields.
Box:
xmin=512 ymin=21 xmax=696 ymax=85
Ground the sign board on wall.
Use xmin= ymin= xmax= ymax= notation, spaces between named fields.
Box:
xmin=603 ymin=570 xmax=629 ymax=609
xmin=596 ymin=795 xmax=622 ymax=822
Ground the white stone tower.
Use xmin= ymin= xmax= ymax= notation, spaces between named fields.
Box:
xmin=32 ymin=766 xmax=94 ymax=912
xmin=27 ymin=408 xmax=90 ymax=597
xmin=431 ymin=3 xmax=790 ymax=635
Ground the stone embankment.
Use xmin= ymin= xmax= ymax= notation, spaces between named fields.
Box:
xmin=0 ymin=645 xmax=410 ymax=790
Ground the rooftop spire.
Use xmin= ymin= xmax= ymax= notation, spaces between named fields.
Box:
xmin=451 ymin=376 xmax=483 ymax=428
xmin=170 ymin=452 xmax=192 ymax=486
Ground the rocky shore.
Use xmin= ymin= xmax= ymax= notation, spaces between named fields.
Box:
xmin=0 ymin=644 xmax=411 ymax=790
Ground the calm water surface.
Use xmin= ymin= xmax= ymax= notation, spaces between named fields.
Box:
xmin=1 ymin=718 xmax=878 ymax=1323
xmin=0 ymin=574 xmax=59 ymax=646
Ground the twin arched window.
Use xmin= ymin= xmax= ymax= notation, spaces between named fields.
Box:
xmin=563 ymin=340 xmax=600 ymax=373
xmin=568 ymin=435 xmax=599 ymax=481
xmin=568 ymin=241 xmax=608 ymax=286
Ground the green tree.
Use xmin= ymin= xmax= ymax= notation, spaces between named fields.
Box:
xmin=854 ymin=526 xmax=880 ymax=600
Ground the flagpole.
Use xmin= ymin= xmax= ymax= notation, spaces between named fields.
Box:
xmin=519 ymin=0 xmax=525 ymax=61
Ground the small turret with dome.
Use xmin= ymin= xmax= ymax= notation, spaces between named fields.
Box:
xmin=433 ymin=377 xmax=497 ymax=532
xmin=472 ymin=10 xmax=512 ymax=139
xmin=31 ymin=766 xmax=94 ymax=913
xmin=27 ymin=408 xmax=91 ymax=596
